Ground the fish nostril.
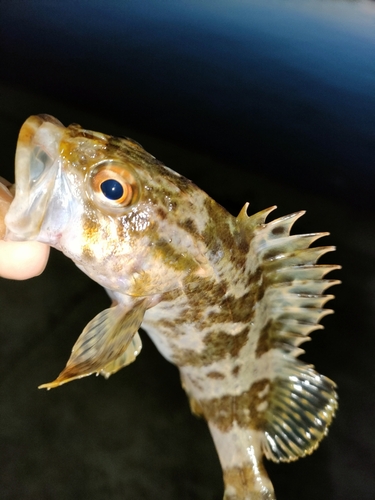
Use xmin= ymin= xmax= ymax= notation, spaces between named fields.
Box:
xmin=30 ymin=146 xmax=53 ymax=183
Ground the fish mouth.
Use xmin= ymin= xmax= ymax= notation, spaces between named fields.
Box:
xmin=5 ymin=115 xmax=66 ymax=241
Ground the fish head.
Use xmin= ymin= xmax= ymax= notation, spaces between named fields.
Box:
xmin=5 ymin=115 xmax=207 ymax=295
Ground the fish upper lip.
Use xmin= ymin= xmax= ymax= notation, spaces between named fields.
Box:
xmin=5 ymin=115 xmax=66 ymax=241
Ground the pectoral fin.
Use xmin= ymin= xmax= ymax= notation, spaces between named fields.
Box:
xmin=39 ymin=300 xmax=146 ymax=389
xmin=100 ymin=332 xmax=142 ymax=379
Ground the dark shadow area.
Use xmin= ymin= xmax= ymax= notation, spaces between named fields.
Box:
xmin=1 ymin=0 xmax=375 ymax=210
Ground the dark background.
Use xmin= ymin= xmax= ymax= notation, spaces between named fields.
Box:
xmin=0 ymin=1 xmax=374 ymax=499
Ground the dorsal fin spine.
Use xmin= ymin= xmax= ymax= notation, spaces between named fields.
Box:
xmin=239 ymin=206 xmax=339 ymax=464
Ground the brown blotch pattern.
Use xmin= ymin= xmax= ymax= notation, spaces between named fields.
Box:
xmin=263 ymin=248 xmax=282 ymax=261
xmin=151 ymin=238 xmax=200 ymax=274
xmin=271 ymin=224 xmax=287 ymax=236
xmin=160 ymin=288 xmax=184 ymax=303
xmin=216 ymin=290 xmax=256 ymax=324
xmin=202 ymin=198 xmax=253 ymax=269
xmin=81 ymin=210 xmax=102 ymax=261
xmin=157 ymin=319 xmax=178 ymax=330
xmin=206 ymin=371 xmax=226 ymax=380
xmin=155 ymin=206 xmax=167 ymax=220
xmin=255 ymin=276 xmax=267 ymax=304
xmin=81 ymin=244 xmax=95 ymax=261
xmin=81 ymin=210 xmax=100 ymax=238
xmin=198 ymin=378 xmax=271 ymax=432
xmin=223 ymin=465 xmax=272 ymax=500
xmin=172 ymin=327 xmax=249 ymax=367
xmin=255 ymin=320 xmax=278 ymax=359
xmin=187 ymin=396 xmax=204 ymax=417
xmin=203 ymin=198 xmax=235 ymax=252
xmin=182 ymin=276 xmax=259 ymax=328
xmin=177 ymin=217 xmax=201 ymax=237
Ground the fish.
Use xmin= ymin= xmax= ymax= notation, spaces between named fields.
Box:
xmin=5 ymin=114 xmax=339 ymax=500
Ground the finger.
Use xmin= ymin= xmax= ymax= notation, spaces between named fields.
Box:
xmin=0 ymin=240 xmax=50 ymax=279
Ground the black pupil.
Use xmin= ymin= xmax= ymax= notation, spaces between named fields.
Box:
xmin=100 ymin=179 xmax=124 ymax=200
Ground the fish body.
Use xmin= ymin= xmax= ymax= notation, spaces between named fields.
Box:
xmin=5 ymin=115 xmax=339 ymax=500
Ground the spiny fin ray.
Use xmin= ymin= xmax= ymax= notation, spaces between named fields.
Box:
xmin=100 ymin=332 xmax=143 ymax=379
xmin=241 ymin=208 xmax=339 ymax=463
xmin=238 ymin=204 xmax=277 ymax=229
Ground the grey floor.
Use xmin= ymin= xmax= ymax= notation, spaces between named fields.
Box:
xmin=0 ymin=84 xmax=374 ymax=500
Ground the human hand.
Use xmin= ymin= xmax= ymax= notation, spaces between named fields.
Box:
xmin=0 ymin=178 xmax=50 ymax=279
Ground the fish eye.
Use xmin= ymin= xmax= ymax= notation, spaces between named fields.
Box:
xmin=100 ymin=179 xmax=124 ymax=201
xmin=89 ymin=162 xmax=139 ymax=209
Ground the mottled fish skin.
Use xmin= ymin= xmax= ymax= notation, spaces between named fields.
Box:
xmin=5 ymin=115 xmax=340 ymax=500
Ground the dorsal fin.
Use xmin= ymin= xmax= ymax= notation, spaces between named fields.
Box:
xmin=237 ymin=202 xmax=277 ymax=230
xmin=237 ymin=206 xmax=340 ymax=462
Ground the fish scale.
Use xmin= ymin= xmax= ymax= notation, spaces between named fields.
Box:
xmin=5 ymin=115 xmax=339 ymax=500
